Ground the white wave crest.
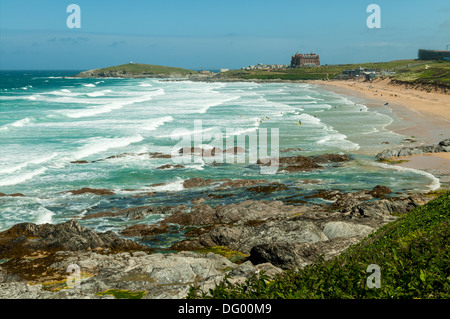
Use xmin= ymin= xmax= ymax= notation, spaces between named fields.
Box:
xmin=371 ymin=162 xmax=441 ymax=191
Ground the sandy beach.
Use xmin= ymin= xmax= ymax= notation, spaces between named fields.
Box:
xmin=314 ymin=78 xmax=450 ymax=188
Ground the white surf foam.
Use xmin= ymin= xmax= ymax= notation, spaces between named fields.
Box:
xmin=371 ymin=162 xmax=441 ymax=191
xmin=0 ymin=167 xmax=47 ymax=187
xmin=0 ymin=117 xmax=35 ymax=131
xmin=0 ymin=153 xmax=57 ymax=174
xmin=64 ymin=88 xmax=165 ymax=118
xmin=141 ymin=116 xmax=174 ymax=131
xmin=317 ymin=126 xmax=360 ymax=151
xmin=71 ymin=134 xmax=144 ymax=160
xmin=83 ymin=83 xmax=96 ymax=87
xmin=157 ymin=127 xmax=214 ymax=139
xmin=148 ymin=178 xmax=185 ymax=192
xmin=35 ymin=206 xmax=55 ymax=225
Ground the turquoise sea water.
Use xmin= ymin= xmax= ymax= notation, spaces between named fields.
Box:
xmin=0 ymin=71 xmax=439 ymax=238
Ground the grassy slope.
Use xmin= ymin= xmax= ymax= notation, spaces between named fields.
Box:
xmin=390 ymin=61 xmax=450 ymax=85
xmin=88 ymin=63 xmax=197 ymax=75
xmin=222 ymin=60 xmax=420 ymax=80
xmin=188 ymin=191 xmax=449 ymax=299
xmin=222 ymin=60 xmax=450 ymax=85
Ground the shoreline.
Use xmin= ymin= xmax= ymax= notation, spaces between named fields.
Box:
xmin=312 ymin=79 xmax=450 ymax=189
xmin=1 ymin=75 xmax=448 ymax=298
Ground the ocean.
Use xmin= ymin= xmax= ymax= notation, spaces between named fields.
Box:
xmin=0 ymin=71 xmax=439 ymax=241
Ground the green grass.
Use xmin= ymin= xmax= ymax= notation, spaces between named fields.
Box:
xmin=390 ymin=61 xmax=450 ymax=85
xmin=95 ymin=289 xmax=147 ymax=299
xmin=222 ymin=60 xmax=423 ymax=81
xmin=89 ymin=63 xmax=197 ymax=76
xmin=195 ymin=246 xmax=249 ymax=263
xmin=188 ymin=191 xmax=450 ymax=299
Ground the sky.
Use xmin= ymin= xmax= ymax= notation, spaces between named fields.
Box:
xmin=0 ymin=0 xmax=449 ymax=70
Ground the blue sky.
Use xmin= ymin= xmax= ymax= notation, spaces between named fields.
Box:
xmin=0 ymin=0 xmax=449 ymax=70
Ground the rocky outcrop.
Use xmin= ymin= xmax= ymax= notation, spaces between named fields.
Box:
xmin=67 ymin=188 xmax=115 ymax=196
xmin=156 ymin=164 xmax=185 ymax=170
xmin=277 ymin=156 xmax=324 ymax=172
xmin=0 ymin=220 xmax=144 ymax=259
xmin=0 ymin=193 xmax=25 ymax=197
xmin=376 ymin=138 xmax=450 ymax=160
xmin=181 ymin=177 xmax=272 ymax=190
xmin=164 ymin=188 xmax=433 ymax=269
xmin=0 ymin=249 xmax=282 ymax=299
xmin=257 ymin=153 xmax=351 ymax=173
xmin=162 ymin=199 xmax=308 ymax=227
xmin=183 ymin=177 xmax=216 ymax=189
xmin=311 ymin=153 xmax=351 ymax=164
xmin=119 ymin=204 xmax=189 ymax=220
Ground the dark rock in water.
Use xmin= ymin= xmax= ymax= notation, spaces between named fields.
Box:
xmin=280 ymin=147 xmax=303 ymax=152
xmin=178 ymin=147 xmax=207 ymax=156
xmin=70 ymin=160 xmax=89 ymax=164
xmin=0 ymin=220 xmax=145 ymax=258
xmin=163 ymin=200 xmax=304 ymax=227
xmin=305 ymin=189 xmax=343 ymax=201
xmin=181 ymin=177 xmax=270 ymax=189
xmin=0 ymin=193 xmax=25 ymax=197
xmin=120 ymin=224 xmax=170 ymax=237
xmin=67 ymin=188 xmax=115 ymax=196
xmin=224 ymin=146 xmax=246 ymax=154
xmin=146 ymin=152 xmax=172 ymax=159
xmin=93 ymin=151 xmax=172 ymax=162
xmin=120 ymin=205 xmax=188 ymax=220
xmin=183 ymin=177 xmax=215 ymax=189
xmin=264 ymin=155 xmax=323 ymax=172
xmin=246 ymin=183 xmax=288 ymax=194
xmin=156 ymin=164 xmax=185 ymax=170
xmin=311 ymin=153 xmax=351 ymax=164
xmin=218 ymin=179 xmax=269 ymax=189
xmin=177 ymin=146 xmax=244 ymax=157
xmin=369 ymin=185 xmax=392 ymax=198
xmin=148 ymin=182 xmax=169 ymax=188
xmin=376 ymin=138 xmax=450 ymax=159
xmin=278 ymin=156 xmax=321 ymax=167
xmin=82 ymin=211 xmax=121 ymax=220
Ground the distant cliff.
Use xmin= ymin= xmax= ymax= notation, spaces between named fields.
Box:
xmin=73 ymin=63 xmax=199 ymax=78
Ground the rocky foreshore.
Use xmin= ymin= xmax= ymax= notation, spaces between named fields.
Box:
xmin=0 ymin=183 xmax=435 ymax=299
xmin=376 ymin=138 xmax=450 ymax=160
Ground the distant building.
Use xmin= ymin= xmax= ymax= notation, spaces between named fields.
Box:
xmin=418 ymin=49 xmax=450 ymax=61
xmin=241 ymin=64 xmax=288 ymax=70
xmin=220 ymin=68 xmax=229 ymax=73
xmin=339 ymin=67 xmax=380 ymax=81
xmin=290 ymin=52 xmax=320 ymax=67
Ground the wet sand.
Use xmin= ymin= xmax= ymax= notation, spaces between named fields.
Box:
xmin=312 ymin=78 xmax=450 ymax=188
